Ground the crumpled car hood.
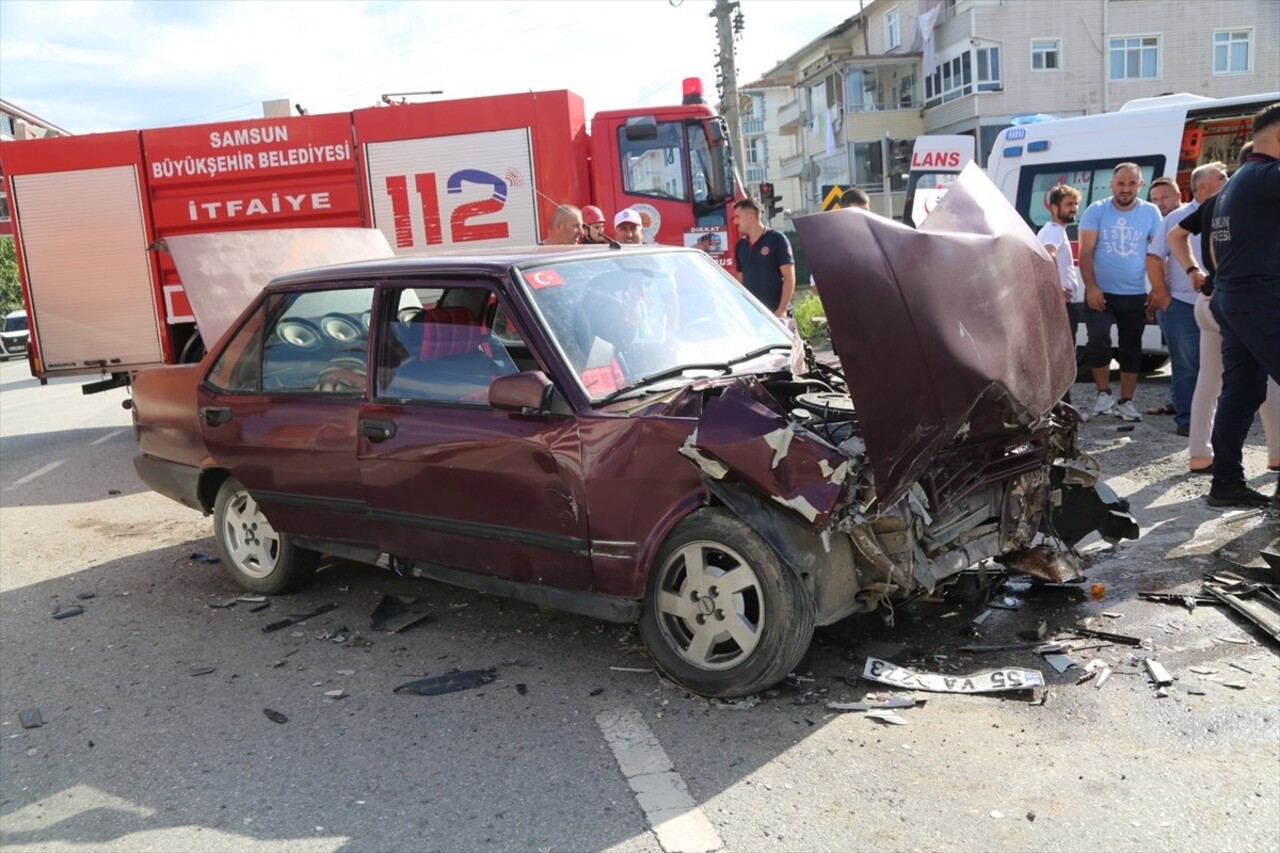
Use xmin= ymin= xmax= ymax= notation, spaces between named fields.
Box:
xmin=794 ymin=164 xmax=1075 ymax=507
xmin=165 ymin=228 xmax=394 ymax=347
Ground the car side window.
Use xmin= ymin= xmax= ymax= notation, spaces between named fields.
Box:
xmin=206 ymin=305 xmax=265 ymax=393
xmin=376 ymin=283 xmax=525 ymax=404
xmin=258 ymin=288 xmax=375 ymax=394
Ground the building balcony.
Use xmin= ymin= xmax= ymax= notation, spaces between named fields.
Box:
xmin=741 ymin=117 xmax=765 ymax=136
xmin=779 ymin=152 xmax=805 ymax=180
xmin=777 ymin=99 xmax=802 ymax=130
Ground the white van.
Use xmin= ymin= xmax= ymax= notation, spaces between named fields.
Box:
xmin=0 ymin=310 xmax=29 ymax=361
xmin=985 ymin=91 xmax=1278 ymax=372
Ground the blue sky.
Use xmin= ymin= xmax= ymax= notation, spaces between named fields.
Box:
xmin=0 ymin=0 xmax=858 ymax=133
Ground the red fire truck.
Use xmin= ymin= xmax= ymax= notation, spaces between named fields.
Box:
xmin=0 ymin=83 xmax=741 ymax=390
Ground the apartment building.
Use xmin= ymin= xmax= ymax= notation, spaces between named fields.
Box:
xmin=1 ymin=99 xmax=70 ymax=236
xmin=754 ymin=0 xmax=1278 ymax=220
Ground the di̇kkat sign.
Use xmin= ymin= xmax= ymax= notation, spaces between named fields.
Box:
xmin=684 ymin=227 xmax=727 ymax=256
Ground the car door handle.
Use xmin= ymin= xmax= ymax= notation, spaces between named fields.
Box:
xmin=361 ymin=419 xmax=397 ymax=442
xmin=200 ymin=406 xmax=232 ymax=426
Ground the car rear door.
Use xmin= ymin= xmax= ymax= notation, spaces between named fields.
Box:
xmin=356 ymin=280 xmax=594 ymax=589
xmin=199 ymin=284 xmax=377 ymax=546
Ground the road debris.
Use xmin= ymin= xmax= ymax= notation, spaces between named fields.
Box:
xmin=988 ymin=597 xmax=1022 ymax=611
xmin=207 ymin=597 xmax=239 ymax=609
xmin=710 ymin=695 xmax=760 ymax=710
xmin=394 ymin=668 xmax=497 ymax=696
xmin=18 ymin=709 xmax=44 ymax=729
xmin=1043 ymin=653 xmax=1079 ymax=674
xmin=76 ymin=592 xmax=95 ymax=601
xmin=957 ymin=641 xmax=1043 ymax=653
xmin=369 ymin=594 xmax=432 ymax=633
xmin=263 ymin=708 xmax=288 ymax=724
xmin=262 ymin=602 xmax=338 ymax=633
xmin=971 ymin=609 xmax=993 ymax=626
xmin=827 ymin=696 xmax=925 ymax=712
xmin=1017 ymin=620 xmax=1048 ymax=641
xmin=1071 ymin=626 xmax=1143 ymax=646
xmin=189 ymin=665 xmax=216 ymax=676
xmin=1144 ymin=659 xmax=1174 ymax=686
xmin=1202 ymin=580 xmax=1280 ymax=643
xmin=323 ymin=689 xmax=347 ymax=699
xmin=1216 ymin=636 xmax=1252 ymax=645
xmin=52 ymin=605 xmax=84 ymax=620
xmin=864 ymin=710 xmax=909 ymax=725
xmin=190 ymin=551 xmax=221 ymax=563
xmin=589 ymin=687 xmax=605 ymax=697
xmin=609 ymin=666 xmax=655 ymax=673
xmin=862 ymin=657 xmax=1044 ymax=693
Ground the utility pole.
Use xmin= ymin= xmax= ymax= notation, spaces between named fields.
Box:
xmin=711 ymin=0 xmax=747 ymax=187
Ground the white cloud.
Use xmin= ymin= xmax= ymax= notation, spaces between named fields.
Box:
xmin=0 ymin=0 xmax=857 ymax=132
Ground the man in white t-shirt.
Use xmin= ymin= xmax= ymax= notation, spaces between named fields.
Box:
xmin=1037 ymin=184 xmax=1082 ymax=410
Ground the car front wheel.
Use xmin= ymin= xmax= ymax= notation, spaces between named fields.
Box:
xmin=639 ymin=508 xmax=815 ymax=699
xmin=213 ymin=478 xmax=318 ymax=595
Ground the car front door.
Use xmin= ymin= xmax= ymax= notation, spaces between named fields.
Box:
xmin=199 ymin=284 xmax=376 ymax=545
xmin=356 ymin=281 xmax=594 ymax=589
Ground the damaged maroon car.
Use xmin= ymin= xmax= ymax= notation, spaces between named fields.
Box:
xmin=131 ymin=170 xmax=1137 ymax=698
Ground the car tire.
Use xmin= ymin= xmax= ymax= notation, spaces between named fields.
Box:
xmin=213 ymin=478 xmax=318 ymax=595
xmin=639 ymin=508 xmax=815 ymax=699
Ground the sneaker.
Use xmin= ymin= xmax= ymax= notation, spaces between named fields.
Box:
xmin=1093 ymin=390 xmax=1116 ymax=416
xmin=1207 ymin=480 xmax=1271 ymax=508
xmin=1113 ymin=399 xmax=1143 ymax=422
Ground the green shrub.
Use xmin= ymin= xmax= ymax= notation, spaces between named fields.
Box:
xmin=791 ymin=290 xmax=828 ymax=346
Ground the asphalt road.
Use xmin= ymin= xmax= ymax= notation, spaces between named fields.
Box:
xmin=1 ymin=358 xmax=1277 ymax=852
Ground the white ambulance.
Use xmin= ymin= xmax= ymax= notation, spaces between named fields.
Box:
xmin=985 ymin=91 xmax=1278 ymax=372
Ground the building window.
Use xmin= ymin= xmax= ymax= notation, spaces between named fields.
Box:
xmin=975 ymin=46 xmax=1001 ymax=90
xmin=1031 ymin=39 xmax=1060 ymax=71
xmin=1109 ymin=35 xmax=1159 ymax=80
xmin=885 ymin=6 xmax=901 ymax=50
xmin=1213 ymin=29 xmax=1251 ymax=74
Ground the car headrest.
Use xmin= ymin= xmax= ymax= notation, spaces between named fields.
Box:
xmin=420 ymin=306 xmax=483 ymax=360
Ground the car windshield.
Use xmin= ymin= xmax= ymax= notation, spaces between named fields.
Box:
xmin=3 ymin=314 xmax=28 ymax=333
xmin=518 ymin=251 xmax=791 ymax=401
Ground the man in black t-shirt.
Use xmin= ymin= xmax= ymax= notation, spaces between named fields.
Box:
xmin=1202 ymin=104 xmax=1280 ymax=507
xmin=732 ymin=197 xmax=795 ymax=317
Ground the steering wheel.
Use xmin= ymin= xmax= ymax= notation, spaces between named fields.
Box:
xmin=276 ymin=318 xmax=323 ymax=350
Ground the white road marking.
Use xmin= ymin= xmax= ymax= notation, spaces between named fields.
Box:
xmin=4 ymin=459 xmax=65 ymax=491
xmin=596 ymin=708 xmax=722 ymax=853
xmin=90 ymin=428 xmax=127 ymax=446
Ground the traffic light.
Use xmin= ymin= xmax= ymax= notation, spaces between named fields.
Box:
xmin=759 ymin=181 xmax=781 ymax=219
xmin=889 ymin=139 xmax=912 ymax=177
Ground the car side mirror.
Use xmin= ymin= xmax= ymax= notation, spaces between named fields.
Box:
xmin=489 ymin=371 xmax=553 ymax=413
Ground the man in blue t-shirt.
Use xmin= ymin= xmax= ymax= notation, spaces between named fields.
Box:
xmin=1204 ymin=103 xmax=1280 ymax=507
xmin=1078 ymin=162 xmax=1165 ymax=422
xmin=733 ymin=197 xmax=795 ymax=317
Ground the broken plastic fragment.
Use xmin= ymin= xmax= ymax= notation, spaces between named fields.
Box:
xmin=394 ymin=669 xmax=496 ymax=696
xmin=189 ymin=665 xmax=216 ymax=676
xmin=369 ymin=594 xmax=432 ymax=633
xmin=190 ymin=551 xmax=221 ymax=564
xmin=323 ymin=689 xmax=347 ymax=699
xmin=864 ymin=710 xmax=908 ymax=725
xmin=262 ymin=602 xmax=338 ymax=633
xmin=263 ymin=708 xmax=288 ymax=724
xmin=52 ymin=606 xmax=84 ymax=620
xmin=18 ymin=709 xmax=43 ymax=729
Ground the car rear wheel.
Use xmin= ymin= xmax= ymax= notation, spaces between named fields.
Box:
xmin=213 ymin=478 xmax=318 ymax=595
xmin=639 ymin=508 xmax=814 ymax=699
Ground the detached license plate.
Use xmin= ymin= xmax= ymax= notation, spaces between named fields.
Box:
xmin=862 ymin=657 xmax=1045 ymax=693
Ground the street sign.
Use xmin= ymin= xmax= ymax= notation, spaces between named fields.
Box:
xmin=820 ymin=184 xmax=847 ymax=211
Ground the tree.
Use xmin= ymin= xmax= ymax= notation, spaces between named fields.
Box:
xmin=0 ymin=237 xmax=22 ymax=316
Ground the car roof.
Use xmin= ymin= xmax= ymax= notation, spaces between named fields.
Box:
xmin=267 ymin=244 xmax=696 ymax=289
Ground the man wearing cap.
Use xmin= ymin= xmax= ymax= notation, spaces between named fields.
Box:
xmin=614 ymin=209 xmax=645 ymax=245
xmin=582 ymin=206 xmax=609 ymax=244
xmin=732 ymin=197 xmax=795 ymax=317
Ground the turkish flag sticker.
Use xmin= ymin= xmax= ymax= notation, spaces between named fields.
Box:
xmin=527 ymin=268 xmax=564 ymax=289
